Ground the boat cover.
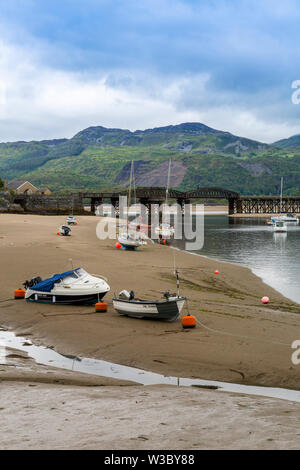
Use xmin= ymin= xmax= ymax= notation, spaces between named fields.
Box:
xmin=31 ymin=268 xmax=80 ymax=292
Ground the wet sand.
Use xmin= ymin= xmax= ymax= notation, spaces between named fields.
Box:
xmin=1 ymin=381 xmax=299 ymax=450
xmin=0 ymin=213 xmax=299 ymax=389
xmin=0 ymin=213 xmax=300 ymax=449
xmin=0 ymin=347 xmax=299 ymax=451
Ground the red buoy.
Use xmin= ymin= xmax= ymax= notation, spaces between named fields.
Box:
xmin=181 ymin=314 xmax=196 ymax=329
xmin=95 ymin=302 xmax=108 ymax=312
xmin=261 ymin=296 xmax=270 ymax=304
xmin=116 ymin=242 xmax=121 ymax=249
xmin=215 ymin=270 xmax=219 ymax=275
xmin=14 ymin=289 xmax=25 ymax=300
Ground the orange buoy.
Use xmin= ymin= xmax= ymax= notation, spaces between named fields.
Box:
xmin=75 ymin=222 xmax=78 ymax=225
xmin=181 ymin=314 xmax=196 ymax=329
xmin=14 ymin=289 xmax=25 ymax=300
xmin=95 ymin=302 xmax=108 ymax=312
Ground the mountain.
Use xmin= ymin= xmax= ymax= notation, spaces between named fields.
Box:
xmin=273 ymin=134 xmax=300 ymax=149
xmin=0 ymin=122 xmax=299 ymax=196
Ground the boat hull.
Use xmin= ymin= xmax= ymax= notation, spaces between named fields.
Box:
xmin=119 ymin=242 xmax=139 ymax=251
xmin=26 ymin=291 xmax=107 ymax=305
xmin=112 ymin=297 xmax=185 ymax=321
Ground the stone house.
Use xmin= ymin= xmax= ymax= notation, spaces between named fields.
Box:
xmin=39 ymin=186 xmax=52 ymax=195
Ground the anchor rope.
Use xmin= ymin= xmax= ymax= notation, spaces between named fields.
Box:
xmin=185 ymin=299 xmax=291 ymax=347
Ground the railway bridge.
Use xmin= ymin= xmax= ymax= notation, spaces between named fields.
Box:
xmin=12 ymin=188 xmax=300 ymax=215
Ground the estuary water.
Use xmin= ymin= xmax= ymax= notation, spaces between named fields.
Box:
xmin=172 ymin=215 xmax=300 ymax=305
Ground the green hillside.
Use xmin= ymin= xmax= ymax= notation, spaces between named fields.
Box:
xmin=0 ymin=123 xmax=299 ymax=195
xmin=273 ymin=134 xmax=300 ymax=149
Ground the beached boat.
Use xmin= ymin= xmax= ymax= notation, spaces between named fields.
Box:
xmin=67 ymin=215 xmax=77 ymax=225
xmin=117 ymin=232 xmax=145 ymax=250
xmin=154 ymin=159 xmax=175 ymax=239
xmin=273 ymin=220 xmax=287 ymax=233
xmin=58 ymin=225 xmax=72 ymax=236
xmin=112 ymin=290 xmax=186 ymax=321
xmin=24 ymin=267 xmax=110 ymax=305
xmin=155 ymin=223 xmax=175 ymax=238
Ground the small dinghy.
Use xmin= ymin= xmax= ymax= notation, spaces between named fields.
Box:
xmin=113 ymin=290 xmax=186 ymax=321
xmin=24 ymin=267 xmax=110 ymax=305
xmin=112 ymin=268 xmax=185 ymax=321
xmin=58 ymin=225 xmax=72 ymax=236
xmin=67 ymin=215 xmax=77 ymax=225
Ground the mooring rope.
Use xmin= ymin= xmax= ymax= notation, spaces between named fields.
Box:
xmin=185 ymin=300 xmax=291 ymax=347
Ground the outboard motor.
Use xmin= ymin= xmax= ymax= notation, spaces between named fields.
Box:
xmin=23 ymin=276 xmax=42 ymax=289
xmin=118 ymin=290 xmax=131 ymax=300
xmin=129 ymin=290 xmax=135 ymax=300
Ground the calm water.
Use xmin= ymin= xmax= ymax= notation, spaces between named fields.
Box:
xmin=172 ymin=215 xmax=300 ymax=304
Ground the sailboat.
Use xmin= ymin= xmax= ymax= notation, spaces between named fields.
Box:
xmin=270 ymin=178 xmax=299 ymax=224
xmin=118 ymin=161 xmax=146 ymax=250
xmin=155 ymin=159 xmax=175 ymax=239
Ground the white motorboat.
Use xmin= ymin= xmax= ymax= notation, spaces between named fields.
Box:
xmin=273 ymin=220 xmax=287 ymax=233
xmin=271 ymin=214 xmax=299 ymax=224
xmin=24 ymin=267 xmax=110 ymax=305
xmin=113 ymin=290 xmax=186 ymax=321
xmin=280 ymin=213 xmax=299 ymax=223
xmin=67 ymin=215 xmax=77 ymax=225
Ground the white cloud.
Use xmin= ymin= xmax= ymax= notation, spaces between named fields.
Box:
xmin=0 ymin=38 xmax=298 ymax=144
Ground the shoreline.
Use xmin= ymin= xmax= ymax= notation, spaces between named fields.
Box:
xmin=1 ymin=213 xmax=300 ymax=449
xmin=175 ymin=246 xmax=299 ymax=306
xmin=0 ymin=213 xmax=299 ymax=391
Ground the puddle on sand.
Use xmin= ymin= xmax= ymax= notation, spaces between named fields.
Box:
xmin=0 ymin=329 xmax=300 ymax=403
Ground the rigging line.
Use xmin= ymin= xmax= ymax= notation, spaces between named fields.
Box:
xmin=185 ymin=300 xmax=290 ymax=347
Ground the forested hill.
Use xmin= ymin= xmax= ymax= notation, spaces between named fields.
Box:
xmin=0 ymin=122 xmax=299 ymax=195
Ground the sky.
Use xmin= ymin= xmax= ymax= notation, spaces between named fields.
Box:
xmin=1 ymin=0 xmax=300 ymax=143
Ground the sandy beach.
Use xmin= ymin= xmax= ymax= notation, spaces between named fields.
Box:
xmin=0 ymin=213 xmax=300 ymax=449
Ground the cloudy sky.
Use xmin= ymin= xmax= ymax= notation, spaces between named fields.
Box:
xmin=1 ymin=0 xmax=300 ymax=143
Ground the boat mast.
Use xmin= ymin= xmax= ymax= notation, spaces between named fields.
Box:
xmin=127 ymin=160 xmax=134 ymax=232
xmin=128 ymin=160 xmax=134 ymax=209
xmin=280 ymin=177 xmax=283 ymax=214
xmin=166 ymin=159 xmax=172 ymax=205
